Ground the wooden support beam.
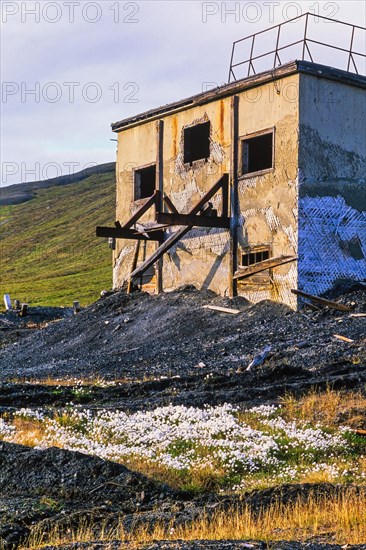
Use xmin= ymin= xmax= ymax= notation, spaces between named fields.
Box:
xmin=163 ymin=195 xmax=179 ymax=214
xmin=130 ymin=226 xmax=190 ymax=279
xmin=156 ymin=212 xmax=230 ymax=228
xmin=130 ymin=174 xmax=229 ymax=281
xmin=155 ymin=119 xmax=164 ymax=294
xmin=291 ymin=289 xmax=357 ymax=312
xmin=221 ymin=175 xmax=229 ymax=218
xmin=202 ymin=305 xmax=240 ymax=314
xmin=96 ymin=226 xmax=164 ymax=241
xmin=120 ymin=191 xmax=159 ymax=230
xmin=229 ymin=95 xmax=239 ymax=297
xmin=127 ymin=240 xmax=141 ymax=294
xmin=234 ymin=255 xmax=297 ymax=279
xmin=189 ymin=173 xmax=229 ymax=216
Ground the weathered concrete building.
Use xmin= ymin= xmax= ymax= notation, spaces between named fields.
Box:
xmin=98 ymin=16 xmax=366 ymax=309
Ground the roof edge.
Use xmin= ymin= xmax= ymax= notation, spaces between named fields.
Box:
xmin=111 ymin=60 xmax=366 ymax=132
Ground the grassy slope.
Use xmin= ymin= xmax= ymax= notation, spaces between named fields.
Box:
xmin=0 ymin=172 xmax=115 ymax=307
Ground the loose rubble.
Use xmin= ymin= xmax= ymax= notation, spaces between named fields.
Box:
xmin=0 ymin=285 xmax=365 ymax=549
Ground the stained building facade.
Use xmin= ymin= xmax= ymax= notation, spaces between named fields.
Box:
xmin=98 ymin=60 xmax=365 ymax=308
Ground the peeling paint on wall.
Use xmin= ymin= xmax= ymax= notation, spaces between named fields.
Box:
xmin=243 ymin=289 xmax=272 ymax=303
xmin=283 ymin=225 xmax=297 ymax=251
xmin=113 ymin=245 xmax=134 ymax=287
xmin=210 ymin=140 xmax=225 ymax=164
xmin=298 ymin=195 xmax=366 ymax=295
xmin=272 ymin=264 xmax=298 ymax=307
xmin=238 ymin=177 xmax=257 ymax=193
xmin=111 ymin=71 xmax=366 ymax=308
xmin=170 ymin=179 xmax=202 ymax=213
xmin=169 ymin=227 xmax=230 ymax=258
xmin=174 ymin=113 xmax=226 ymax=181
xmin=239 ymin=206 xmax=282 ymax=233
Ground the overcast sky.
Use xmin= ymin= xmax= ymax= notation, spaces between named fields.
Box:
xmin=1 ymin=0 xmax=365 ymax=186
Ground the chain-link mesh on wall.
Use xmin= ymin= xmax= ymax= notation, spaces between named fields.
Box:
xmin=298 ymin=195 xmax=366 ymax=294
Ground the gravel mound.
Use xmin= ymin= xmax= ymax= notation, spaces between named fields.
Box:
xmin=0 ymin=286 xmax=365 ymax=384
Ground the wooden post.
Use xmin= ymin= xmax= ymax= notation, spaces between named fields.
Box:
xmin=155 ymin=119 xmax=164 ymax=294
xmin=127 ymin=240 xmax=141 ymax=294
xmin=3 ymin=294 xmax=11 ymax=310
xmin=229 ymin=95 xmax=239 ymax=297
xmin=19 ymin=303 xmax=28 ymax=317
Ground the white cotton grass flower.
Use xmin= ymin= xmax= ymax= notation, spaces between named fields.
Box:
xmin=13 ymin=408 xmax=45 ymax=421
xmin=0 ymin=401 xmax=355 ymax=491
xmin=0 ymin=418 xmax=15 ymax=437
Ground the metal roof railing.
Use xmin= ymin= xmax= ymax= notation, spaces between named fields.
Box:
xmin=228 ymin=13 xmax=366 ymax=82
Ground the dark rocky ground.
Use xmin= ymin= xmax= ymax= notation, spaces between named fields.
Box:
xmin=0 ymin=285 xmax=365 ymax=412
xmin=1 ymin=442 xmax=366 ymax=550
xmin=0 ymin=285 xmax=365 ymax=549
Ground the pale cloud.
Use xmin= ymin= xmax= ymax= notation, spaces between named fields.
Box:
xmin=1 ymin=0 xmax=365 ymax=185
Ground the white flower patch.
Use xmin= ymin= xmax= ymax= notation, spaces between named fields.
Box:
xmin=264 ymin=416 xmax=346 ymax=453
xmin=13 ymin=408 xmax=45 ymax=421
xmin=0 ymin=402 xmax=353 ymax=490
xmin=0 ymin=418 xmax=15 ymax=438
xmin=39 ymin=403 xmax=280 ymax=473
xmin=245 ymin=404 xmax=278 ymax=417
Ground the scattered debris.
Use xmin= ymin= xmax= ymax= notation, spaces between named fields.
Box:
xmin=19 ymin=303 xmax=28 ymax=317
xmin=246 ymin=346 xmax=272 ymax=371
xmin=234 ymin=255 xmax=297 ymax=280
xmin=293 ymin=341 xmax=309 ymax=350
xmin=291 ymin=289 xmax=356 ymax=312
xmin=334 ymin=334 xmax=354 ymax=343
xmin=0 ymin=286 xmax=365 ymax=383
xmin=202 ymin=305 xmax=240 ymax=314
xmin=3 ymin=294 xmax=11 ymax=311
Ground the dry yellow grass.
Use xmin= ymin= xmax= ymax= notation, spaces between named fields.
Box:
xmin=124 ymin=454 xmax=226 ymax=492
xmin=281 ymin=386 xmax=366 ymax=428
xmin=6 ymin=417 xmax=46 ymax=447
xmin=7 ymin=374 xmax=163 ymax=386
xmin=22 ymin=491 xmax=366 ymax=548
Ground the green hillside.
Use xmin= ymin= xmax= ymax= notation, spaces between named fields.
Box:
xmin=0 ymin=171 xmax=115 ymax=307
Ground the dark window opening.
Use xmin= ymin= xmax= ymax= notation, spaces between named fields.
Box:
xmin=242 ymin=132 xmax=273 ymax=175
xmin=134 ymin=165 xmax=156 ymax=200
xmin=241 ymin=246 xmax=270 ymax=267
xmin=184 ymin=121 xmax=210 ymax=164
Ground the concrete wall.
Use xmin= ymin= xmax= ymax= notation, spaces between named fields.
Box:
xmin=114 ymin=99 xmax=232 ymax=294
xmin=113 ymin=74 xmax=300 ymax=306
xmin=236 ymin=74 xmax=299 ymax=307
xmin=298 ymin=75 xmax=366 ymax=294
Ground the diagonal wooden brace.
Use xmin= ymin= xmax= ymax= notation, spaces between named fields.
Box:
xmin=116 ymin=191 xmax=160 ymax=230
xmin=130 ymin=174 xmax=229 ymax=281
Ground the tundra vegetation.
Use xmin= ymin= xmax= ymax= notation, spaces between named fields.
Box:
xmin=1 ymin=387 xmax=366 ymax=547
xmin=0 ymin=172 xmax=115 ymax=307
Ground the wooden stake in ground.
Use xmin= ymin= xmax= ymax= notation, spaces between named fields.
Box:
xmin=202 ymin=305 xmax=240 ymax=315
xmin=291 ymin=289 xmax=356 ymax=312
xmin=19 ymin=303 xmax=28 ymax=317
xmin=127 ymin=241 xmax=141 ymax=294
xmin=3 ymin=294 xmax=11 ymax=310
xmin=333 ymin=334 xmax=354 ymax=343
